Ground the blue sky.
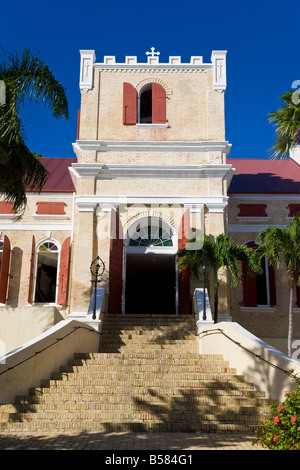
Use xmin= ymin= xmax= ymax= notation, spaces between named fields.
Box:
xmin=1 ymin=0 xmax=299 ymax=159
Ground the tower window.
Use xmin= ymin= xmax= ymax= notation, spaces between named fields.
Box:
xmin=139 ymin=84 xmax=152 ymax=123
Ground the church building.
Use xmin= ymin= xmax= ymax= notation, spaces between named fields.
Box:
xmin=1 ymin=48 xmax=300 ymax=356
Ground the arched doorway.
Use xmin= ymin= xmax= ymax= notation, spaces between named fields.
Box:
xmin=124 ymin=216 xmax=177 ymax=314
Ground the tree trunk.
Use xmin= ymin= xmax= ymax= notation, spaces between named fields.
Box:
xmin=214 ymin=288 xmax=218 ymax=323
xmin=213 ymin=271 xmax=219 ymax=323
xmin=288 ymin=285 xmax=294 ymax=358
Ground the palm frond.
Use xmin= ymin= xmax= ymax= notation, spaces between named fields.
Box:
xmin=269 ymin=91 xmax=300 ymax=158
xmin=0 ymin=48 xmax=69 ymax=215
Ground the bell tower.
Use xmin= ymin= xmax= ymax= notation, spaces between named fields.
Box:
xmin=69 ymin=48 xmax=232 ymax=317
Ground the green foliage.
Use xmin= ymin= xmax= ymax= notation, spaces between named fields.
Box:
xmin=256 ymin=216 xmax=300 ymax=281
xmin=256 ymin=217 xmax=300 ymax=357
xmin=176 ymin=234 xmax=258 ymax=322
xmin=269 ymin=90 xmax=300 ymax=158
xmin=177 ymin=233 xmax=257 ymax=285
xmin=0 ymin=48 xmax=69 ymax=217
xmin=253 ymin=371 xmax=300 ymax=450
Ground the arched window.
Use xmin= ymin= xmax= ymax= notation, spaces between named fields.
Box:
xmin=139 ymin=84 xmax=152 ymax=123
xmin=34 ymin=240 xmax=60 ymax=303
xmin=242 ymin=241 xmax=276 ymax=307
xmin=123 ymin=82 xmax=167 ymax=125
xmin=127 ymin=217 xmax=175 ymax=253
xmin=129 ymin=223 xmax=173 ymax=247
xmin=28 ymin=236 xmax=70 ymax=305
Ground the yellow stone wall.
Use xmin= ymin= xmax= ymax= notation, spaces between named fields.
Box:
xmin=228 ymin=196 xmax=300 ymax=351
xmin=78 ymin=69 xmax=225 ymax=145
xmin=0 ymin=194 xmax=73 ymax=316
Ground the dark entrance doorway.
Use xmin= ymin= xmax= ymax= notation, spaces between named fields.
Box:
xmin=125 ymin=253 xmax=176 ymax=314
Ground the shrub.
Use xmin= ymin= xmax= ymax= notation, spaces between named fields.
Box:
xmin=252 ymin=371 xmax=300 ymax=450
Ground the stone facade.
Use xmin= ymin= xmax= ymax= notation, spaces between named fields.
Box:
xmin=1 ymin=49 xmax=300 ymax=356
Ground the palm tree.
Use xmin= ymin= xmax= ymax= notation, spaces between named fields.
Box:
xmin=176 ymin=233 xmax=257 ymax=323
xmin=269 ymin=90 xmax=300 ymax=158
xmin=256 ymin=217 xmax=300 ymax=357
xmin=0 ymin=49 xmax=69 ymax=216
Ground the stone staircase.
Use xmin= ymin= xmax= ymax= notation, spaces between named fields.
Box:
xmin=0 ymin=314 xmax=275 ymax=433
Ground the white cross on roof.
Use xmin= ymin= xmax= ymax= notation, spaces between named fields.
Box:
xmin=146 ymin=47 xmax=160 ymax=58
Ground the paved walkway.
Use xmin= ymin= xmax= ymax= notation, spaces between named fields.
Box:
xmin=0 ymin=431 xmax=265 ymax=450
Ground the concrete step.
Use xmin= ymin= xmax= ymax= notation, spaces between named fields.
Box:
xmin=0 ymin=314 xmax=275 ymax=433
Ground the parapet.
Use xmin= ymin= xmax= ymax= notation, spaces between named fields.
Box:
xmin=79 ymin=48 xmax=227 ymax=93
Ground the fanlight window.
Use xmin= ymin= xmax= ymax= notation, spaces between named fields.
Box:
xmin=129 ymin=224 xmax=173 ymax=247
xmin=38 ymin=241 xmax=59 ymax=252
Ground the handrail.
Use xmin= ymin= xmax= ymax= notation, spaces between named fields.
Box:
xmin=0 ymin=325 xmax=100 ymax=377
xmin=200 ymin=327 xmax=291 ymax=376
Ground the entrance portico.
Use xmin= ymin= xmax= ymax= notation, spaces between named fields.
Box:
xmin=124 ymin=215 xmax=178 ymax=315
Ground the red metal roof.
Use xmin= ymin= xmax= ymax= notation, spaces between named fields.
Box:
xmin=36 ymin=157 xmax=76 ymax=192
xmin=227 ymin=158 xmax=300 ymax=194
xmin=28 ymin=156 xmax=300 ymax=195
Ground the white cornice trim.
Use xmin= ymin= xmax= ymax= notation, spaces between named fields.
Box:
xmin=75 ymin=195 xmax=229 ymax=213
xmin=94 ymin=63 xmax=213 ymax=73
xmin=71 ymin=163 xmax=233 ymax=181
xmin=73 ymin=140 xmax=232 ymax=154
xmin=0 ymin=223 xmax=72 ymax=231
xmin=32 ymin=214 xmax=70 ymax=220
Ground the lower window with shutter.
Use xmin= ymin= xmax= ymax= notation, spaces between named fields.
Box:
xmin=242 ymin=241 xmax=276 ymax=307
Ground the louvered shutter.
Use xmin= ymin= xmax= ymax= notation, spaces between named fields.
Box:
xmin=242 ymin=241 xmax=257 ymax=307
xmin=57 ymin=237 xmax=71 ymax=305
xmin=28 ymin=236 xmax=36 ymax=304
xmin=178 ymin=210 xmax=191 ymax=315
xmin=108 ymin=209 xmax=123 ymax=313
xmin=0 ymin=236 xmax=11 ymax=304
xmin=123 ymin=83 xmax=137 ymax=124
xmin=152 ymin=83 xmax=166 ymax=124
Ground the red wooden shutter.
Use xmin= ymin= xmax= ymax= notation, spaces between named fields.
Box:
xmin=36 ymin=202 xmax=65 ymax=215
xmin=0 ymin=235 xmax=11 ymax=304
xmin=123 ymin=83 xmax=137 ymax=124
xmin=57 ymin=237 xmax=71 ymax=305
xmin=0 ymin=202 xmax=14 ymax=214
xmin=178 ymin=210 xmax=191 ymax=315
xmin=242 ymin=241 xmax=257 ymax=307
xmin=28 ymin=235 xmax=35 ymax=304
xmin=108 ymin=209 xmax=124 ymax=313
xmin=268 ymin=263 xmax=277 ymax=307
xmin=152 ymin=83 xmax=166 ymax=124
xmin=288 ymin=204 xmax=300 ymax=217
xmin=239 ymin=204 xmax=267 ymax=217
